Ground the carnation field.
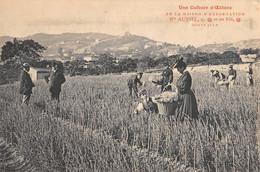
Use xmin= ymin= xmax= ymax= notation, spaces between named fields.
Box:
xmin=0 ymin=67 xmax=259 ymax=171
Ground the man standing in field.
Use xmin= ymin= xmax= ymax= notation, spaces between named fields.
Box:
xmin=127 ymin=72 xmax=143 ymax=97
xmin=246 ymin=63 xmax=253 ymax=86
xmin=19 ymin=63 xmax=35 ymax=105
xmin=227 ymin=65 xmax=237 ymax=88
xmin=45 ymin=63 xmax=66 ymax=102
xmin=152 ymin=65 xmax=173 ymax=92
xmin=161 ymin=65 xmax=173 ymax=92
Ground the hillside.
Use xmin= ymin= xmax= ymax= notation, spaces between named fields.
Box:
xmin=0 ymin=33 xmax=259 ymax=61
xmin=197 ymin=39 xmax=260 ymax=53
xmin=0 ymin=33 xmax=183 ymax=60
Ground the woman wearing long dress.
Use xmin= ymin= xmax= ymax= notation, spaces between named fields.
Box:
xmin=174 ymin=58 xmax=199 ymax=122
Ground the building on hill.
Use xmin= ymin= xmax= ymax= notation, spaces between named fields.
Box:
xmin=28 ymin=67 xmax=50 ymax=81
xmin=167 ymin=50 xmax=178 ymax=56
xmin=240 ymin=54 xmax=257 ymax=62
xmin=83 ymin=62 xmax=96 ymax=69
xmin=83 ymin=56 xmax=98 ymax=62
xmin=124 ymin=31 xmax=131 ymax=36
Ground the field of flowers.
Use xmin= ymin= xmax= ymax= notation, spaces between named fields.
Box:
xmin=0 ymin=67 xmax=259 ymax=171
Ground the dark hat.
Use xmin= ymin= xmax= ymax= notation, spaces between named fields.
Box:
xmin=174 ymin=57 xmax=186 ymax=68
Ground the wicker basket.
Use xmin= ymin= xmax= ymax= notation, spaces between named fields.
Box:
xmin=157 ymin=101 xmax=178 ymax=116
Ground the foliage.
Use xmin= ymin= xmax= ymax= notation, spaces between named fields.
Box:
xmin=0 ymin=62 xmax=21 ymax=85
xmin=0 ymin=38 xmax=46 ymax=84
xmin=155 ymin=56 xmax=171 ymax=67
xmin=180 ymin=51 xmax=242 ymax=65
xmin=1 ymin=38 xmax=46 ymax=64
xmin=0 ymin=47 xmax=245 ymax=84
xmin=96 ymin=53 xmax=117 ymax=74
xmin=178 ymin=45 xmax=198 ymax=54
xmin=30 ymin=60 xmax=53 ymax=68
xmin=64 ymin=60 xmax=86 ymax=76
xmin=118 ymin=58 xmax=138 ymax=72
xmin=240 ymin=48 xmax=259 ymax=55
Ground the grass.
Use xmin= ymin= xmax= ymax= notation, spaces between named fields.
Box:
xmin=0 ymin=68 xmax=259 ymax=171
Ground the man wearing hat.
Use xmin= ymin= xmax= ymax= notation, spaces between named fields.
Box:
xmin=152 ymin=65 xmax=173 ymax=92
xmin=19 ymin=63 xmax=35 ymax=105
xmin=45 ymin=62 xmax=66 ymax=102
xmin=227 ymin=64 xmax=236 ymax=88
xmin=127 ymin=72 xmax=143 ymax=97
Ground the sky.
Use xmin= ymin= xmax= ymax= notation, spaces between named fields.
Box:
xmin=0 ymin=0 xmax=259 ymax=47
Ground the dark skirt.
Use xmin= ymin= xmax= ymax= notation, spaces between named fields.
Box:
xmin=175 ymin=89 xmax=199 ymax=122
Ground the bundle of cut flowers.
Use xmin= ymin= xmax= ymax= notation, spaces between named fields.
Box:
xmin=153 ymin=91 xmax=179 ymax=103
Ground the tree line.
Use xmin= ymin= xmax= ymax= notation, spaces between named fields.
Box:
xmin=0 ymin=38 xmax=257 ymax=84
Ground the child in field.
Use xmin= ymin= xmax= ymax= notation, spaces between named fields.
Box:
xmin=134 ymin=90 xmax=158 ymax=114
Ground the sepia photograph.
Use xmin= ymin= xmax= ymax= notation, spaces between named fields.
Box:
xmin=0 ymin=0 xmax=259 ymax=171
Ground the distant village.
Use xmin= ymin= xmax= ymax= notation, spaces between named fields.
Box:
xmin=0 ymin=33 xmax=259 ymax=84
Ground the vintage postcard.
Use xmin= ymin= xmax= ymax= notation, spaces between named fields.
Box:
xmin=0 ymin=0 xmax=259 ymax=171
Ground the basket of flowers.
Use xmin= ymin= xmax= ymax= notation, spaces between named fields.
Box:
xmin=153 ymin=87 xmax=179 ymax=116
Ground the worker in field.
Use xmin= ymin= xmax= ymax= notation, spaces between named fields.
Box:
xmin=227 ymin=64 xmax=237 ymax=88
xmin=174 ymin=58 xmax=199 ymax=122
xmin=19 ymin=63 xmax=35 ymax=105
xmin=246 ymin=63 xmax=253 ymax=86
xmin=211 ymin=70 xmax=229 ymax=88
xmin=134 ymin=89 xmax=158 ymax=114
xmin=152 ymin=65 xmax=173 ymax=92
xmin=127 ymin=72 xmax=143 ymax=97
xmin=210 ymin=70 xmax=222 ymax=79
xmin=210 ymin=70 xmax=215 ymax=78
xmin=45 ymin=62 xmax=66 ymax=102
xmin=161 ymin=65 xmax=173 ymax=92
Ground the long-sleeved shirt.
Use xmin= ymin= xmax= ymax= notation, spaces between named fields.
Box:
xmin=176 ymin=71 xmax=192 ymax=94
xmin=45 ymin=71 xmax=66 ymax=93
xmin=228 ymin=69 xmax=237 ymax=80
xmin=162 ymin=67 xmax=173 ymax=84
xmin=247 ymin=66 xmax=253 ymax=74
xmin=217 ymin=73 xmax=226 ymax=81
xmin=19 ymin=70 xmax=35 ymax=95
xmin=127 ymin=75 xmax=142 ymax=87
